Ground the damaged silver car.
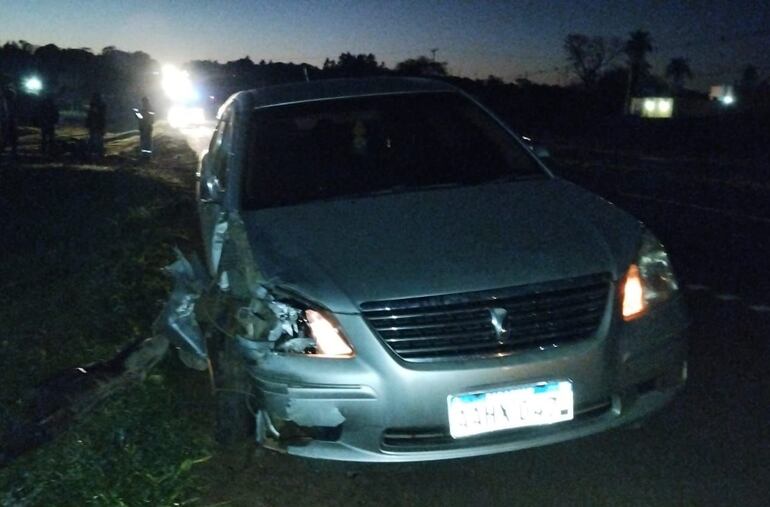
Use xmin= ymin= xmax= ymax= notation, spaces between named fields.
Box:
xmin=159 ymin=77 xmax=688 ymax=462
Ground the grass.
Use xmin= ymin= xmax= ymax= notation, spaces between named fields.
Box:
xmin=0 ymin=126 xmax=217 ymax=506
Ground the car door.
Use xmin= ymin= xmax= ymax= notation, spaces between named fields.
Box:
xmin=199 ymin=108 xmax=233 ymax=276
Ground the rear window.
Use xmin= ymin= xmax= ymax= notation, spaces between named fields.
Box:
xmin=242 ymin=92 xmax=545 ymax=209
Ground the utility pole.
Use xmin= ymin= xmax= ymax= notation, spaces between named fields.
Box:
xmin=430 ymin=48 xmax=439 ymax=61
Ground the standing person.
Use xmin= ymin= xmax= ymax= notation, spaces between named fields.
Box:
xmin=1 ymin=87 xmax=19 ymax=158
xmin=39 ymin=95 xmax=59 ymax=155
xmin=135 ymin=96 xmax=154 ymax=158
xmin=85 ymin=92 xmax=106 ymax=157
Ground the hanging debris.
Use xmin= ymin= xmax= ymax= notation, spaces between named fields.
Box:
xmin=152 ymin=248 xmax=211 ymax=370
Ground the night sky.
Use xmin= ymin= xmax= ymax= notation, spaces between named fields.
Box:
xmin=1 ymin=0 xmax=768 ymax=90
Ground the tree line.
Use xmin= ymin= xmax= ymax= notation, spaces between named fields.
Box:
xmin=1 ymin=36 xmax=766 ymax=133
xmin=563 ymin=29 xmax=766 ymax=108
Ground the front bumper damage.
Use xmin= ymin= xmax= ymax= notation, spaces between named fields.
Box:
xmin=154 ymin=212 xmax=688 ymax=462
xmin=153 ymin=212 xmax=350 ymax=450
xmin=234 ymin=310 xmax=687 ymax=462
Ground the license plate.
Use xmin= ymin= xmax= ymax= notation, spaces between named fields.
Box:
xmin=447 ymin=380 xmax=574 ymax=439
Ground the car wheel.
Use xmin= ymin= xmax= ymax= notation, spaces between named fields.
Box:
xmin=211 ymin=330 xmax=254 ymax=445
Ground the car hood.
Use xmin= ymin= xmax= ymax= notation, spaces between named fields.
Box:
xmin=242 ymin=178 xmax=641 ymax=313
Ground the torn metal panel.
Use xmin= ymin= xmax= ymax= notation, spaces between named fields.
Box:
xmin=285 ymin=401 xmax=345 ymax=427
xmin=274 ymin=336 xmax=315 ymax=354
xmin=153 ymin=248 xmax=210 ymax=368
xmin=266 ymin=297 xmax=301 ymax=342
xmin=235 ymin=335 xmax=274 ymax=358
xmin=154 ymin=218 xmax=316 ymax=369
xmin=235 ymin=294 xmax=275 ymax=341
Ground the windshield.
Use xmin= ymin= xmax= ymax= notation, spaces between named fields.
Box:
xmin=242 ymin=91 xmax=546 ymax=209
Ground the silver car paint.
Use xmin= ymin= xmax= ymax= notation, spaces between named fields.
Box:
xmin=240 ymin=178 xmax=641 ymax=313
xmin=197 ymin=77 xmax=688 ymax=462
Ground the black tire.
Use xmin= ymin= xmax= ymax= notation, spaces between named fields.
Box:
xmin=211 ymin=332 xmax=253 ymax=445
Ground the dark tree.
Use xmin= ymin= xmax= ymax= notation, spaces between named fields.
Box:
xmin=322 ymin=53 xmax=387 ymax=77
xmin=486 ymin=74 xmax=504 ymax=87
xmin=624 ymin=29 xmax=654 ymax=109
xmin=563 ymin=34 xmax=622 ymax=88
xmin=739 ymin=64 xmax=759 ymax=90
xmin=394 ymin=56 xmax=447 ymax=77
xmin=665 ymin=57 xmax=693 ymax=93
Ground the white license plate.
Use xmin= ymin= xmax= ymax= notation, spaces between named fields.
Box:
xmin=447 ymin=380 xmax=574 ymax=439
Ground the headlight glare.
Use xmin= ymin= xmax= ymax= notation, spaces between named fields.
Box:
xmin=622 ymin=264 xmax=647 ymax=320
xmin=305 ymin=309 xmax=355 ymax=357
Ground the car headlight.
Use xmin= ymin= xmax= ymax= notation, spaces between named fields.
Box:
xmin=622 ymin=231 xmax=679 ymax=320
xmin=266 ymin=299 xmax=355 ymax=358
xmin=304 ymin=309 xmax=355 ymax=357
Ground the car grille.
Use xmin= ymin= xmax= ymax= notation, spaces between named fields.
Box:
xmin=360 ymin=273 xmax=611 ymax=362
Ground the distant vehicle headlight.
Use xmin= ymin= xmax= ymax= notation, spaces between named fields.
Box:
xmin=168 ymin=105 xmax=205 ymax=129
xmin=622 ymin=231 xmax=679 ymax=320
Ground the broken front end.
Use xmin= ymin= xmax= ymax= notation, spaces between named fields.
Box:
xmin=153 ymin=214 xmax=357 ymax=455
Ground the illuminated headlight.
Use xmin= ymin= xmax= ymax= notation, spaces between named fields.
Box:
xmin=269 ymin=302 xmax=355 ymax=358
xmin=168 ymin=106 xmax=205 ymax=129
xmin=622 ymin=231 xmax=679 ymax=320
xmin=304 ymin=309 xmax=355 ymax=357
xmin=162 ymin=64 xmax=198 ymax=103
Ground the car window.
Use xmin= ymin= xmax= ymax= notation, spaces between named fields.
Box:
xmin=242 ymin=92 xmax=546 ymax=209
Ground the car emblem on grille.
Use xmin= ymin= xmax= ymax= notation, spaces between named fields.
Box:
xmin=489 ymin=307 xmax=509 ymax=341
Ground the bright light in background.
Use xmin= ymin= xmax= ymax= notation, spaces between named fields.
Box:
xmin=168 ymin=105 xmax=205 ymax=129
xmin=720 ymin=94 xmax=735 ymax=106
xmin=643 ymin=99 xmax=656 ymax=113
xmin=161 ymin=64 xmax=198 ymax=103
xmin=635 ymin=97 xmax=674 ymax=118
xmin=162 ymin=63 xmax=207 ymax=128
xmin=23 ymin=76 xmax=43 ymax=94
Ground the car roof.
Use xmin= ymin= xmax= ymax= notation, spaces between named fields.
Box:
xmin=237 ymin=77 xmax=458 ymax=110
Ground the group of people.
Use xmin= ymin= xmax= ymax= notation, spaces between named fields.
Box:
xmin=1 ymin=88 xmax=154 ymax=161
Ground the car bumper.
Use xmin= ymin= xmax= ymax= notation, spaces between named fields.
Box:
xmin=237 ymin=296 xmax=688 ymax=462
